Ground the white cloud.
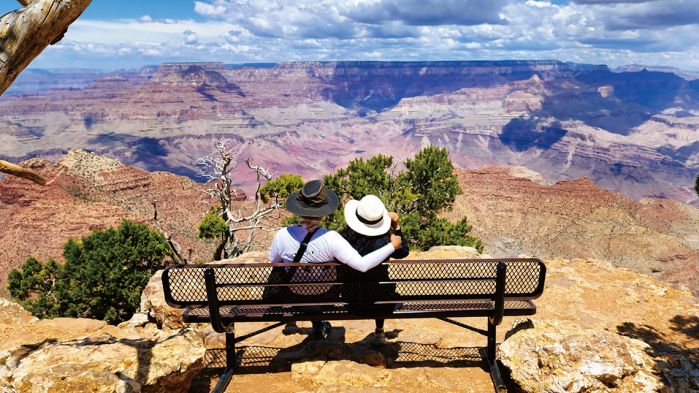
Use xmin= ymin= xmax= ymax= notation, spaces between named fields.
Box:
xmin=183 ymin=29 xmax=199 ymax=45
xmin=24 ymin=0 xmax=699 ymax=71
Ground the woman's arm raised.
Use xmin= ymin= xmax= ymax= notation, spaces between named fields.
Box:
xmin=332 ymin=232 xmax=401 ymax=272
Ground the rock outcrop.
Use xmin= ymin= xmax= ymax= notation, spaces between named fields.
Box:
xmin=0 ymin=150 xmax=250 ymax=292
xmin=155 ymin=248 xmax=698 ymax=393
xmin=499 ymin=319 xmax=663 ymax=393
xmin=0 ymin=299 xmax=205 ymax=393
xmin=2 ymin=247 xmax=698 ymax=392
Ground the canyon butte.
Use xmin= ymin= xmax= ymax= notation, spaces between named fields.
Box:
xmin=1 ymin=60 xmax=699 ymax=205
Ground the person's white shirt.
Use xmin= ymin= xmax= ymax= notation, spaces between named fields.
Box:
xmin=269 ymin=225 xmax=394 ymax=272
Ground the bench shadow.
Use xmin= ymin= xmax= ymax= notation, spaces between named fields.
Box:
xmin=199 ymin=340 xmax=486 ymax=374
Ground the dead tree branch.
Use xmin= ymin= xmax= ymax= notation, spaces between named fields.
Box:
xmin=196 ymin=137 xmax=283 ymax=260
xmin=0 ymin=159 xmax=46 ymax=185
xmin=152 ymin=199 xmax=188 ymax=264
xmin=1 ymin=0 xmax=93 ymax=96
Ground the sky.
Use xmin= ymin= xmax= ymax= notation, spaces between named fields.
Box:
xmin=3 ymin=0 xmax=699 ymax=71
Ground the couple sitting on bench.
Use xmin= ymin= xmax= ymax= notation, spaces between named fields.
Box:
xmin=268 ymin=180 xmax=410 ymax=345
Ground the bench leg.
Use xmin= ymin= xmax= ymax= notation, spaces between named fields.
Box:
xmin=486 ymin=320 xmax=507 ymax=393
xmin=212 ymin=325 xmax=238 ymax=393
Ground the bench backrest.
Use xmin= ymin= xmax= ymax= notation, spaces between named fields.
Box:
xmin=162 ymin=258 xmax=546 ymax=309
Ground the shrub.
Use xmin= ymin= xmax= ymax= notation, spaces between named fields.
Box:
xmin=7 ymin=219 xmax=171 ymax=324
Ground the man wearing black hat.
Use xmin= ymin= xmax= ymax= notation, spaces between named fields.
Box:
xmin=269 ymin=180 xmax=402 ymax=339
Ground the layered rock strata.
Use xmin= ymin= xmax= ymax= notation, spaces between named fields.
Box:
xmin=450 ymin=166 xmax=699 ymax=295
xmin=0 ymin=150 xmax=249 ymax=292
xmin=2 ymin=61 xmax=698 ymax=204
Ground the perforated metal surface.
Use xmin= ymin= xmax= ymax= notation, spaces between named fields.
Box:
xmin=163 ymin=258 xmax=545 ymax=309
xmin=181 ymin=299 xmax=536 ymax=323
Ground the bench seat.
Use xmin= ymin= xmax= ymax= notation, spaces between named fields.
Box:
xmin=182 ymin=299 xmax=537 ymax=323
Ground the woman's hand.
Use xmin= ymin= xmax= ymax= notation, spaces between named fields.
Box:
xmin=388 ymin=212 xmax=400 ymax=231
xmin=390 ymin=234 xmax=402 ymax=250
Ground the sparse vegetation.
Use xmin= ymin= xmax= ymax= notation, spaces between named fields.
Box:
xmin=7 ymin=219 xmax=170 ymax=324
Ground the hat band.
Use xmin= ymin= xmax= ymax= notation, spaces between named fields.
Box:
xmin=297 ymin=197 xmax=329 ymax=209
xmin=356 ymin=211 xmax=383 ymax=226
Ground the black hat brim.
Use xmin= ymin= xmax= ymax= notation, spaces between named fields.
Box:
xmin=285 ymin=189 xmax=339 ymax=217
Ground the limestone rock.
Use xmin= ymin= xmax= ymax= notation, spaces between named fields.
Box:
xmin=416 ymin=368 xmax=456 ymax=389
xmin=291 ymin=360 xmax=326 ymax=379
xmin=0 ymin=316 xmax=205 ymax=393
xmin=313 ymin=360 xmax=391 ymax=387
xmin=499 ymin=320 xmax=664 ymax=393
xmin=316 ymin=384 xmax=400 ymax=393
xmin=118 ymin=312 xmax=149 ymax=330
xmin=308 ymin=340 xmax=387 ymax=367
xmin=139 ymin=270 xmax=187 ymax=330
xmin=0 ymin=298 xmax=37 ymax=326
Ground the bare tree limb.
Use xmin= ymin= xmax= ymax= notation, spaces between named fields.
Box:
xmin=0 ymin=159 xmax=46 ymax=185
xmin=1 ymin=0 xmax=93 ymax=96
xmin=195 ymin=137 xmax=283 ymax=259
xmin=152 ymin=199 xmax=187 ymax=264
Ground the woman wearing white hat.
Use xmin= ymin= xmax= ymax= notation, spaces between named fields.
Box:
xmin=340 ymin=195 xmax=410 ymax=346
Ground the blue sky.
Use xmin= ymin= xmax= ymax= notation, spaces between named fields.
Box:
xmin=4 ymin=0 xmax=698 ymax=71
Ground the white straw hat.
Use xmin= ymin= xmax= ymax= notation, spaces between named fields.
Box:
xmin=344 ymin=195 xmax=391 ymax=237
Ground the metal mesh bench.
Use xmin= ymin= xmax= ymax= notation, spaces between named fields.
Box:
xmin=163 ymin=258 xmax=546 ymax=392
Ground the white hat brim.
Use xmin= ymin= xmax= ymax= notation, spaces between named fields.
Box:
xmin=344 ymin=199 xmax=391 ymax=237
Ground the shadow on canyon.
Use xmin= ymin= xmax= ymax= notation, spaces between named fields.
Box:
xmin=319 ymin=61 xmax=566 ymax=113
xmin=192 ymin=325 xmax=489 ymax=387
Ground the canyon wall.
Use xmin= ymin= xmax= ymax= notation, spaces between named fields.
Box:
xmin=1 ymin=61 xmax=698 ymax=205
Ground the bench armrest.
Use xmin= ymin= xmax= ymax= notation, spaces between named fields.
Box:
xmin=489 ymin=262 xmax=506 ymax=326
xmin=205 ymin=268 xmax=225 ymax=333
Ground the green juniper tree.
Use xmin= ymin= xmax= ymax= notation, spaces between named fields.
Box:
xmin=7 ymin=219 xmax=171 ymax=324
xmin=323 ymin=146 xmax=483 ymax=252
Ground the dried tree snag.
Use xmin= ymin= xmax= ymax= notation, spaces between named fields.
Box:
xmin=0 ymin=159 xmax=46 ymax=185
xmin=0 ymin=0 xmax=93 ymax=96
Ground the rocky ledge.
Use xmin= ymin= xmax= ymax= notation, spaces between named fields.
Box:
xmin=0 ymin=299 xmax=205 ymax=393
xmin=2 ymin=247 xmax=698 ymax=392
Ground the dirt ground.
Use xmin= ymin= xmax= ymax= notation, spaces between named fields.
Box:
xmin=188 ymin=316 xmax=521 ymax=393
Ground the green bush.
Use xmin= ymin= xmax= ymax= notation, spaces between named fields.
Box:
xmin=198 ymin=205 xmax=229 ymax=240
xmin=7 ymin=219 xmax=171 ymax=324
xmin=323 ymin=146 xmax=483 ymax=252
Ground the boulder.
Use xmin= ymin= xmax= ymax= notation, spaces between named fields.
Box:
xmin=0 ymin=298 xmax=37 ymax=326
xmin=498 ymin=319 xmax=664 ymax=393
xmin=0 ymin=314 xmax=205 ymax=393
xmin=137 ymin=270 xmax=186 ymax=330
xmin=133 ymin=252 xmax=270 ymax=330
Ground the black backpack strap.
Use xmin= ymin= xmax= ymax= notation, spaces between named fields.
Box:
xmin=293 ymin=230 xmax=316 ymax=262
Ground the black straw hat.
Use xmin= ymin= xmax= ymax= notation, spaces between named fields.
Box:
xmin=285 ymin=180 xmax=339 ymax=217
